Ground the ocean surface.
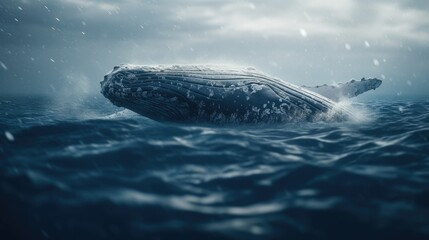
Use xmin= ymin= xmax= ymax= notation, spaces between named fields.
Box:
xmin=1 ymin=95 xmax=429 ymax=240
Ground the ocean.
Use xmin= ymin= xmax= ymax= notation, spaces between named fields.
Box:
xmin=1 ymin=95 xmax=428 ymax=240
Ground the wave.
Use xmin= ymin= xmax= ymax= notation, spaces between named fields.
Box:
xmin=1 ymin=96 xmax=429 ymax=239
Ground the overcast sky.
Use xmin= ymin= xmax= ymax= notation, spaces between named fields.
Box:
xmin=0 ymin=0 xmax=428 ymax=96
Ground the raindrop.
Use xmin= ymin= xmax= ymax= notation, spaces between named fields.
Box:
xmin=18 ymin=6 xmax=23 ymax=11
xmin=407 ymin=80 xmax=412 ymax=86
xmin=56 ymin=17 xmax=60 ymax=21
xmin=373 ymin=59 xmax=379 ymax=66
xmin=50 ymin=58 xmax=55 ymax=63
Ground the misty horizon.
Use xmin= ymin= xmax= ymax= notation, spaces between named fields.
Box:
xmin=1 ymin=0 xmax=428 ymax=97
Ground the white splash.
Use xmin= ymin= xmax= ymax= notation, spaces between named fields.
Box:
xmin=100 ymin=110 xmax=138 ymax=120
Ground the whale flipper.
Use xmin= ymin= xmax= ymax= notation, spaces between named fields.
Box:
xmin=302 ymin=78 xmax=382 ymax=102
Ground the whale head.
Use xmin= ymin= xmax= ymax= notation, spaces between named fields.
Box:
xmin=101 ymin=64 xmax=191 ymax=121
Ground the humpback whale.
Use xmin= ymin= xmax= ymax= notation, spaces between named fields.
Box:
xmin=100 ymin=64 xmax=381 ymax=124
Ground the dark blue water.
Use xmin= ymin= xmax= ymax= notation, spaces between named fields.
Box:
xmin=1 ymin=95 xmax=429 ymax=240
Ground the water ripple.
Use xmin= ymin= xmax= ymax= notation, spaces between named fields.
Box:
xmin=1 ymin=96 xmax=429 ymax=239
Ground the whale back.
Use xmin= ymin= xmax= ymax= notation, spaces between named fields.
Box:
xmin=101 ymin=65 xmax=350 ymax=123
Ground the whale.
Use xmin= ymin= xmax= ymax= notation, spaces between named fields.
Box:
xmin=100 ymin=64 xmax=381 ymax=124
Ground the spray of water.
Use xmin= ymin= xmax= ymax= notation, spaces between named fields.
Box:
xmin=48 ymin=72 xmax=104 ymax=120
xmin=334 ymin=98 xmax=373 ymax=124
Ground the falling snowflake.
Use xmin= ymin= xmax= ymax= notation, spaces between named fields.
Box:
xmin=364 ymin=41 xmax=370 ymax=48
xmin=0 ymin=61 xmax=7 ymax=70
xmin=299 ymin=28 xmax=307 ymax=38
xmin=345 ymin=43 xmax=351 ymax=50
xmin=5 ymin=131 xmax=14 ymax=141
